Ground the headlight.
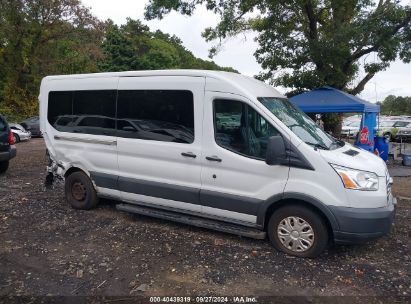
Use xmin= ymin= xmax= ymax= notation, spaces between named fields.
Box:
xmin=330 ymin=164 xmax=379 ymax=191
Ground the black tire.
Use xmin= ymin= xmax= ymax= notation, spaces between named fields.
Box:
xmin=267 ymin=205 xmax=329 ymax=258
xmin=65 ymin=171 xmax=99 ymax=210
xmin=0 ymin=161 xmax=9 ymax=174
xmin=13 ymin=133 xmax=20 ymax=143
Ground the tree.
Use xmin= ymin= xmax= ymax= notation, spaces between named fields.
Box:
xmin=145 ymin=0 xmax=411 ymax=94
xmin=0 ymin=0 xmax=104 ymax=119
xmin=145 ymin=0 xmax=411 ymax=134
xmin=100 ymin=18 xmax=237 ymax=72
xmin=380 ymin=95 xmax=411 ymax=115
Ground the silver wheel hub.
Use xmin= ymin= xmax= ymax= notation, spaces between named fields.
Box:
xmin=277 ymin=216 xmax=314 ymax=252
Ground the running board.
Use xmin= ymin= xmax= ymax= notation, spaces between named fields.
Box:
xmin=116 ymin=203 xmax=266 ymax=240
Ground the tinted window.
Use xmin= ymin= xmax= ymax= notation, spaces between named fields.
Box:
xmin=48 ymin=91 xmax=73 ymax=127
xmin=56 ymin=116 xmax=77 ymax=126
xmin=48 ymin=90 xmax=116 ymax=136
xmin=117 ymin=90 xmax=194 ymax=144
xmin=214 ymin=99 xmax=279 ymax=159
xmin=72 ymin=90 xmax=116 ymax=136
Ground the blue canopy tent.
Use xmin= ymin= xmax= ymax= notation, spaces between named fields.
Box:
xmin=290 ymin=87 xmax=380 ymax=152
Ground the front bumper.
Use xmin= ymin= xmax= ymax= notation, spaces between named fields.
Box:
xmin=395 ymin=134 xmax=411 ymax=141
xmin=20 ymin=133 xmax=31 ymax=141
xmin=0 ymin=145 xmax=17 ymax=162
xmin=329 ymin=197 xmax=397 ymax=244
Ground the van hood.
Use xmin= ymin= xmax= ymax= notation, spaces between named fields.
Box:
xmin=318 ymin=142 xmax=387 ymax=177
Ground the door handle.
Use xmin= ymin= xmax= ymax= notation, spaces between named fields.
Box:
xmin=206 ymin=155 xmax=222 ymax=162
xmin=181 ymin=152 xmax=197 ymax=158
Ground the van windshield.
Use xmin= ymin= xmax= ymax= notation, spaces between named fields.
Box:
xmin=258 ymin=97 xmax=335 ymax=150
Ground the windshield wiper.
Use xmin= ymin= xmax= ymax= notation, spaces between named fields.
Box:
xmin=334 ymin=138 xmax=345 ymax=147
xmin=305 ymin=142 xmax=329 ymax=150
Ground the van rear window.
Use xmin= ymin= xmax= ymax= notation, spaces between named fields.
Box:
xmin=48 ymin=90 xmax=116 ymax=136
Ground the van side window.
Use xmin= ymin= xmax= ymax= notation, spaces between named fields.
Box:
xmin=48 ymin=91 xmax=73 ymax=127
xmin=48 ymin=90 xmax=116 ymax=136
xmin=214 ymin=99 xmax=279 ymax=159
xmin=117 ymin=90 xmax=194 ymax=144
xmin=73 ymin=90 xmax=117 ymax=136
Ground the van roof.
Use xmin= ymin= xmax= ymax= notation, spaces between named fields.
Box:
xmin=43 ymin=69 xmax=250 ymax=80
xmin=42 ymin=70 xmax=285 ymax=99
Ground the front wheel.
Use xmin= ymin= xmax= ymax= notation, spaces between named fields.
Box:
xmin=65 ymin=171 xmax=99 ymax=210
xmin=267 ymin=205 xmax=329 ymax=258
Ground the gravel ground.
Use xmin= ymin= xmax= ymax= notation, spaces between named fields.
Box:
xmin=0 ymin=139 xmax=410 ymax=300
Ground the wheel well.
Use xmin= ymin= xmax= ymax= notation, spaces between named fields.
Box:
xmin=263 ymin=199 xmax=334 ymax=240
xmin=64 ymin=167 xmax=84 ymax=179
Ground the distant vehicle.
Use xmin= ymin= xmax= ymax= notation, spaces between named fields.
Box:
xmin=0 ymin=114 xmax=17 ymax=173
xmin=20 ymin=116 xmax=42 ymax=137
xmin=341 ymin=120 xmax=360 ymax=137
xmin=396 ymin=127 xmax=411 ymax=142
xmin=375 ymin=120 xmax=397 ymax=140
xmin=216 ymin=115 xmax=240 ymax=130
xmin=342 ymin=119 xmax=355 ymax=126
xmin=9 ymin=123 xmax=31 ymax=143
xmin=377 ymin=120 xmax=411 ymax=141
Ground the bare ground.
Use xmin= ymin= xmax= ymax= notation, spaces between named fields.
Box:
xmin=0 ymin=139 xmax=410 ymax=299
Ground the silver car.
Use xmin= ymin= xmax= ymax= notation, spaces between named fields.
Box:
xmin=9 ymin=123 xmax=31 ymax=143
xmin=396 ymin=126 xmax=411 ymax=142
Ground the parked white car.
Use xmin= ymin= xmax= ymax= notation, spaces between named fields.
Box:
xmin=9 ymin=123 xmax=31 ymax=143
xmin=39 ymin=70 xmax=396 ymax=258
xmin=341 ymin=120 xmax=361 ymax=137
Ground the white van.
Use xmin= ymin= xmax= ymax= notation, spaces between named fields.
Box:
xmin=39 ymin=70 xmax=396 ymax=257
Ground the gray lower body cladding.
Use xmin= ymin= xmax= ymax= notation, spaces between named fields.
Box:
xmin=90 ymin=171 xmax=396 ymax=244
xmin=90 ymin=171 xmax=262 ymax=217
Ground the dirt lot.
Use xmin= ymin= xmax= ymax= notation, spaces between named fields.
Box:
xmin=0 ymin=139 xmax=410 ymax=300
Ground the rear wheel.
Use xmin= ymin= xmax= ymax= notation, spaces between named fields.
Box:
xmin=267 ymin=205 xmax=329 ymax=258
xmin=65 ymin=171 xmax=99 ymax=210
xmin=0 ymin=161 xmax=9 ymax=174
xmin=13 ymin=133 xmax=20 ymax=143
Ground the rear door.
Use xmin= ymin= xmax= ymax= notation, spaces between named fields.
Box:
xmin=116 ymin=76 xmax=205 ymax=213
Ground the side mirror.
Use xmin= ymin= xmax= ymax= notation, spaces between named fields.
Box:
xmin=265 ymin=135 xmax=287 ymax=166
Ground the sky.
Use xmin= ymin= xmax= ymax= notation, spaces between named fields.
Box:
xmin=81 ymin=0 xmax=411 ymax=102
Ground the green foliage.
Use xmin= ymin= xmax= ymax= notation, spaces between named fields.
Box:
xmin=380 ymin=95 xmax=411 ymax=115
xmin=0 ymin=0 xmax=104 ymax=118
xmin=146 ymin=0 xmax=411 ymax=95
xmin=390 ymin=127 xmax=398 ymax=137
xmin=99 ymin=18 xmax=237 ymax=72
xmin=0 ymin=2 xmax=236 ymax=121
